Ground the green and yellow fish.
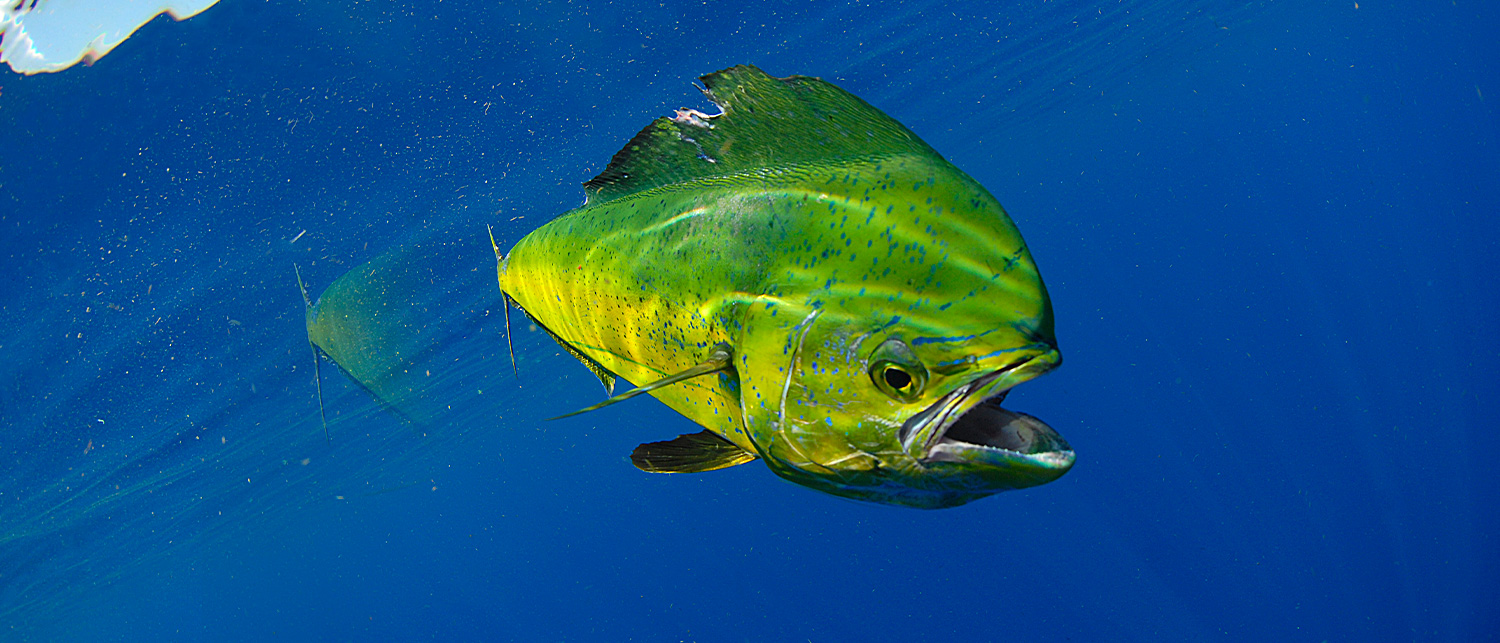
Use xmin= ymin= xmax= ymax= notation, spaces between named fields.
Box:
xmin=495 ymin=65 xmax=1072 ymax=508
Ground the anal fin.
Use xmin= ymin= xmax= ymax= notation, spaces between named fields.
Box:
xmin=525 ymin=308 xmax=618 ymax=395
xmin=631 ymin=430 xmax=757 ymax=473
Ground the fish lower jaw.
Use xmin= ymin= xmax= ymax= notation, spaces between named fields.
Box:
xmin=926 ymin=440 xmax=1075 ymax=470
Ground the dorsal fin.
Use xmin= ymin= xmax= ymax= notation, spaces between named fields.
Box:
xmin=631 ymin=430 xmax=758 ymax=473
xmin=582 ymin=65 xmax=941 ymax=204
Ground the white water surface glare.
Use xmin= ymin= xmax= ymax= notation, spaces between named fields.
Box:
xmin=1 ymin=0 xmax=218 ymax=74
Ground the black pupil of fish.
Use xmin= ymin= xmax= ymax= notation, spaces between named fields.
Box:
xmin=883 ymin=367 xmax=912 ymax=390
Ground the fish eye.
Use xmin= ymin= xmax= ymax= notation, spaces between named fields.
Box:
xmin=868 ymin=337 xmax=928 ymax=402
xmin=883 ymin=367 xmax=913 ymax=390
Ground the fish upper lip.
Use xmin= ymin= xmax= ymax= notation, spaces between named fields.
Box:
xmin=898 ymin=355 xmax=1069 ymax=464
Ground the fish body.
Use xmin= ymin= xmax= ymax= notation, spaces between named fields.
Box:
xmin=499 ymin=66 xmax=1072 ymax=508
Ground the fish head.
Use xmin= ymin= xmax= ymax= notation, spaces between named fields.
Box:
xmin=737 ymin=304 xmax=1071 ymax=509
xmin=734 ymin=170 xmax=1072 ymax=508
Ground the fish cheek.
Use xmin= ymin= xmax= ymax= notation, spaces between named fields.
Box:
xmin=731 ymin=301 xmax=805 ymax=457
xmin=736 ymin=321 xmax=926 ymax=498
xmin=730 ymin=302 xmax=841 ymax=467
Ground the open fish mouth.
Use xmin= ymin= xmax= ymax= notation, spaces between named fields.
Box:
xmin=898 ymin=362 xmax=1074 ymax=475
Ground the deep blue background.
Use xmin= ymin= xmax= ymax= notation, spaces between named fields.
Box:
xmin=2 ymin=0 xmax=1496 ymax=640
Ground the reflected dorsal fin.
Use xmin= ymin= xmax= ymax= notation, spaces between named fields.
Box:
xmin=295 ymin=264 xmax=330 ymax=442
xmin=582 ymin=65 xmax=941 ymax=204
xmin=631 ymin=430 xmax=758 ymax=473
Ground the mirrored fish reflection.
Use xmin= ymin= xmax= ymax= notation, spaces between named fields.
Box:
xmin=299 ymin=236 xmax=493 ymax=432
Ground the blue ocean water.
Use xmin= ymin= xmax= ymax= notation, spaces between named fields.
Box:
xmin=2 ymin=0 xmax=1496 ymax=640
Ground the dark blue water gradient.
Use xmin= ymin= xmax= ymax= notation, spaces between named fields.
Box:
xmin=1 ymin=0 xmax=1495 ymax=640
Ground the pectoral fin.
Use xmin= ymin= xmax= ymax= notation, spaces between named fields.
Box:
xmin=631 ymin=430 xmax=757 ymax=473
xmin=548 ymin=344 xmax=733 ymax=420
